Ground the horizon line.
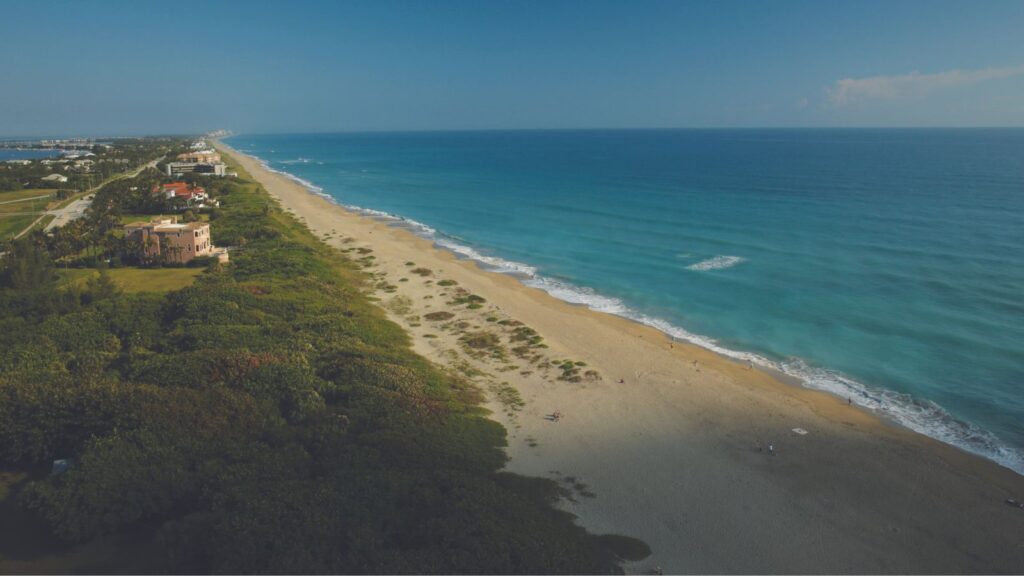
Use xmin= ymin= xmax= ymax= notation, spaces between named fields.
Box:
xmin=6 ymin=125 xmax=1024 ymax=141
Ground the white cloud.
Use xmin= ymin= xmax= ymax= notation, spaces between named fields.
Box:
xmin=826 ymin=65 xmax=1024 ymax=106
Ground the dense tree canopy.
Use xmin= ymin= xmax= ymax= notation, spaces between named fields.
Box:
xmin=0 ymin=150 xmax=644 ymax=573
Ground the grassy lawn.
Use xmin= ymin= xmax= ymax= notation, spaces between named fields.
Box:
xmin=119 ymin=213 xmax=164 ymax=224
xmin=0 ymin=214 xmax=41 ymax=240
xmin=56 ymin=267 xmax=204 ymax=293
xmin=0 ymin=198 xmax=51 ymax=215
xmin=0 ymin=189 xmax=58 ymax=239
xmin=0 ymin=188 xmax=57 ymax=203
xmin=29 ymin=215 xmax=55 ymax=233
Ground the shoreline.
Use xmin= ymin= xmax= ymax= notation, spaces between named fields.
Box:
xmin=216 ymin=140 xmax=1024 ymax=573
xmin=226 ymin=140 xmax=1023 ymax=476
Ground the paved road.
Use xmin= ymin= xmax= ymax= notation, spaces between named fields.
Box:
xmin=45 ymin=197 xmax=92 ymax=231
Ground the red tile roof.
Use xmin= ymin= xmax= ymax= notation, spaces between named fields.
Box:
xmin=152 ymin=182 xmax=205 ymax=198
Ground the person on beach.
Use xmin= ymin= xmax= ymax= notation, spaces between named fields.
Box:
xmin=767 ymin=442 xmax=775 ymax=455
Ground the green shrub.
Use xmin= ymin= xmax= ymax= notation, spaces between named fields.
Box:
xmin=0 ymin=147 xmax=639 ymax=574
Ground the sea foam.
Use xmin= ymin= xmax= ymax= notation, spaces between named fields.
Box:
xmin=687 ymin=255 xmax=746 ymax=271
xmin=256 ymin=155 xmax=1024 ymax=476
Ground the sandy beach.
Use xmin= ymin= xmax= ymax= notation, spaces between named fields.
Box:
xmin=216 ymin=141 xmax=1024 ymax=574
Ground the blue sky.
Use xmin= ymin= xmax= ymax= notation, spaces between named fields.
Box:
xmin=2 ymin=0 xmax=1023 ymax=136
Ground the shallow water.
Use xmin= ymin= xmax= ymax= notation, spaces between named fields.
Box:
xmin=226 ymin=129 xmax=1024 ymax=473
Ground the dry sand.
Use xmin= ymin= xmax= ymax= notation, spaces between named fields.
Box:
xmin=217 ymin=141 xmax=1024 ymax=574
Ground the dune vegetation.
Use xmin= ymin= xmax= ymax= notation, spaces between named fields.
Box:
xmin=0 ymin=146 xmax=644 ymax=573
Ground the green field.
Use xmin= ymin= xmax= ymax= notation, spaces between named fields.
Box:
xmin=0 ymin=200 xmax=48 ymax=215
xmin=56 ymin=267 xmax=204 ymax=293
xmin=118 ymin=213 xmax=163 ymax=224
xmin=0 ymin=189 xmax=57 ymax=239
xmin=0 ymin=188 xmax=57 ymax=204
xmin=0 ymin=214 xmax=41 ymax=240
xmin=30 ymin=215 xmax=55 ymax=233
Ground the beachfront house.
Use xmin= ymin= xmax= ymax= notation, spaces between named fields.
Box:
xmin=153 ymin=181 xmax=219 ymax=209
xmin=42 ymin=173 xmax=68 ymax=183
xmin=123 ymin=217 xmax=228 ymax=264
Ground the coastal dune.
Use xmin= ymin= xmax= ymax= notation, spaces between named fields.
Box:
xmin=216 ymin=141 xmax=1024 ymax=574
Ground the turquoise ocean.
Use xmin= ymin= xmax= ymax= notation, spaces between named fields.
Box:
xmin=226 ymin=130 xmax=1024 ymax=474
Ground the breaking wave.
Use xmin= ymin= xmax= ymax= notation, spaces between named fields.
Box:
xmin=687 ymin=255 xmax=746 ymax=271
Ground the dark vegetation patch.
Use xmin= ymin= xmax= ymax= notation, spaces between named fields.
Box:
xmin=449 ymin=288 xmax=487 ymax=309
xmin=0 ymin=145 xmax=638 ymax=573
xmin=461 ymin=331 xmax=501 ymax=350
xmin=459 ymin=331 xmax=507 ymax=363
xmin=493 ymin=381 xmax=525 ymax=415
xmin=597 ymin=534 xmax=653 ymax=562
xmin=557 ymin=360 xmax=588 ymax=382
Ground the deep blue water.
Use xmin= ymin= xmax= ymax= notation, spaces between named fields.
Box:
xmin=0 ymin=149 xmax=60 ymax=161
xmin=226 ymin=130 xmax=1024 ymax=473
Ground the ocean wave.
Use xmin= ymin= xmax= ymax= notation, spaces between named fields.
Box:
xmin=279 ymin=157 xmax=313 ymax=165
xmin=334 ymin=207 xmax=541 ymax=277
xmin=775 ymin=358 xmax=1024 ymax=473
xmin=687 ymin=255 xmax=746 ymax=271
xmin=247 ymin=157 xmax=1024 ymax=476
xmin=434 ymin=239 xmax=539 ymax=277
xmin=247 ymin=154 xmax=326 ymax=194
